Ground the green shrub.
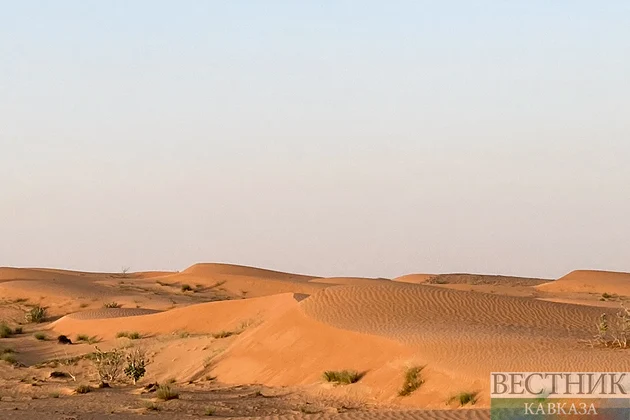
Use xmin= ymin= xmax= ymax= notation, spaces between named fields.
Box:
xmin=322 ymin=370 xmax=362 ymax=385
xmin=34 ymin=333 xmax=47 ymax=341
xmin=448 ymin=391 xmax=478 ymax=406
xmin=0 ymin=322 xmax=13 ymax=338
xmin=25 ymin=306 xmax=47 ymax=323
xmin=1 ymin=353 xmax=18 ymax=365
xmin=124 ymin=348 xmax=147 ymax=384
xmin=156 ymin=384 xmax=179 ymax=401
xmin=398 ymin=366 xmax=425 ymax=396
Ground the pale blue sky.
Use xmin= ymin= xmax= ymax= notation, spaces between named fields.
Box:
xmin=1 ymin=1 xmax=628 ymax=279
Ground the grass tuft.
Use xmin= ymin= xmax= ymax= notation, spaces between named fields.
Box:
xmin=156 ymin=384 xmax=179 ymax=401
xmin=322 ymin=370 xmax=363 ymax=385
xmin=103 ymin=302 xmax=122 ymax=308
xmin=34 ymin=332 xmax=47 ymax=341
xmin=181 ymin=284 xmax=193 ymax=292
xmin=398 ymin=366 xmax=425 ymax=396
xmin=145 ymin=402 xmax=160 ymax=411
xmin=0 ymin=322 xmax=14 ymax=338
xmin=204 ymin=406 xmax=216 ymax=416
xmin=116 ymin=331 xmax=141 ymax=339
xmin=448 ymin=391 xmax=478 ymax=406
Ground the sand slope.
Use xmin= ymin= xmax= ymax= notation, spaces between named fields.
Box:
xmin=536 ymin=270 xmax=630 ymax=296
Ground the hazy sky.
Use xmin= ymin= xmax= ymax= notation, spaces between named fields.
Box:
xmin=1 ymin=1 xmax=628 ymax=279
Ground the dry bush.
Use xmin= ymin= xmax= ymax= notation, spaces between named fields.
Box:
xmin=322 ymin=370 xmax=363 ymax=385
xmin=156 ymin=384 xmax=179 ymax=400
xmin=398 ymin=366 xmax=425 ymax=396
xmin=124 ymin=347 xmax=147 ymax=384
xmin=589 ymin=305 xmax=630 ymax=349
xmin=93 ymin=346 xmax=124 ymax=386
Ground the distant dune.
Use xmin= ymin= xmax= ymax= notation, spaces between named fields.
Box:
xmin=536 ymin=270 xmax=630 ymax=296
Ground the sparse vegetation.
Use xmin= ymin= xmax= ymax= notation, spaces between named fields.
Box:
xmin=322 ymin=370 xmax=363 ymax=385
xmin=145 ymin=402 xmax=160 ymax=411
xmin=34 ymin=332 xmax=47 ymax=341
xmin=398 ymin=366 xmax=425 ymax=396
xmin=117 ymin=331 xmax=141 ymax=340
xmin=1 ymin=353 xmax=18 ymax=365
xmin=212 ymin=330 xmax=236 ymax=339
xmin=448 ymin=391 xmax=478 ymax=406
xmin=204 ymin=406 xmax=216 ymax=416
xmin=588 ymin=305 xmax=630 ymax=349
xmin=104 ymin=302 xmax=122 ymax=308
xmin=74 ymin=384 xmax=92 ymax=394
xmin=156 ymin=384 xmax=179 ymax=401
xmin=76 ymin=334 xmax=99 ymax=344
xmin=93 ymin=346 xmax=124 ymax=386
xmin=14 ymin=327 xmax=23 ymax=334
xmin=181 ymin=284 xmax=193 ymax=292
xmin=124 ymin=347 xmax=147 ymax=384
xmin=49 ymin=392 xmax=60 ymax=398
xmin=25 ymin=306 xmax=47 ymax=323
xmin=0 ymin=322 xmax=14 ymax=338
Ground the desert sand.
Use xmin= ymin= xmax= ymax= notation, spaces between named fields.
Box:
xmin=1 ymin=263 xmax=629 ymax=419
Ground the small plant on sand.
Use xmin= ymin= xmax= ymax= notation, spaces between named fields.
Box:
xmin=212 ymin=330 xmax=236 ymax=339
xmin=145 ymin=401 xmax=160 ymax=411
xmin=104 ymin=302 xmax=122 ymax=308
xmin=322 ymin=370 xmax=363 ymax=385
xmin=124 ymin=347 xmax=147 ymax=384
xmin=0 ymin=322 xmax=13 ymax=338
xmin=25 ymin=306 xmax=47 ymax=323
xmin=181 ymin=284 xmax=193 ymax=292
xmin=588 ymin=305 xmax=630 ymax=349
xmin=1 ymin=353 xmax=18 ymax=365
xmin=156 ymin=384 xmax=179 ymax=401
xmin=117 ymin=331 xmax=141 ymax=340
xmin=74 ymin=384 xmax=92 ymax=394
xmin=204 ymin=406 xmax=216 ymax=416
xmin=14 ymin=327 xmax=23 ymax=334
xmin=448 ymin=391 xmax=478 ymax=407
xmin=93 ymin=346 xmax=124 ymax=387
xmin=76 ymin=334 xmax=100 ymax=344
xmin=398 ymin=366 xmax=425 ymax=396
xmin=34 ymin=332 xmax=47 ymax=341
xmin=49 ymin=392 xmax=60 ymax=398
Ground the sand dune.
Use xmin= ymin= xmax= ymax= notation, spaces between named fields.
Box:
xmin=537 ymin=270 xmax=630 ymax=296
xmin=2 ymin=263 xmax=629 ymax=417
xmin=51 ymin=293 xmax=301 ymax=339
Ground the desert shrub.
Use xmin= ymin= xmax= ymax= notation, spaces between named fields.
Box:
xmin=93 ymin=346 xmax=124 ymax=386
xmin=75 ymin=384 xmax=91 ymax=394
xmin=104 ymin=302 xmax=122 ymax=308
xmin=156 ymin=384 xmax=179 ymax=401
xmin=398 ymin=366 xmax=425 ymax=396
xmin=124 ymin=348 xmax=147 ymax=384
xmin=448 ymin=391 xmax=478 ymax=406
xmin=0 ymin=322 xmax=13 ymax=338
xmin=181 ymin=284 xmax=192 ymax=292
xmin=76 ymin=334 xmax=90 ymax=342
xmin=212 ymin=330 xmax=235 ymax=339
xmin=34 ymin=333 xmax=47 ymax=341
xmin=1 ymin=348 xmax=15 ymax=354
xmin=322 ymin=370 xmax=362 ymax=385
xmin=204 ymin=406 xmax=216 ymax=416
xmin=589 ymin=305 xmax=630 ymax=349
xmin=117 ymin=331 xmax=141 ymax=340
xmin=49 ymin=392 xmax=60 ymax=398
xmin=1 ymin=353 xmax=18 ymax=365
xmin=25 ymin=306 xmax=47 ymax=323
xmin=145 ymin=402 xmax=160 ymax=411
xmin=50 ymin=371 xmax=69 ymax=378
xmin=14 ymin=327 xmax=23 ymax=334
